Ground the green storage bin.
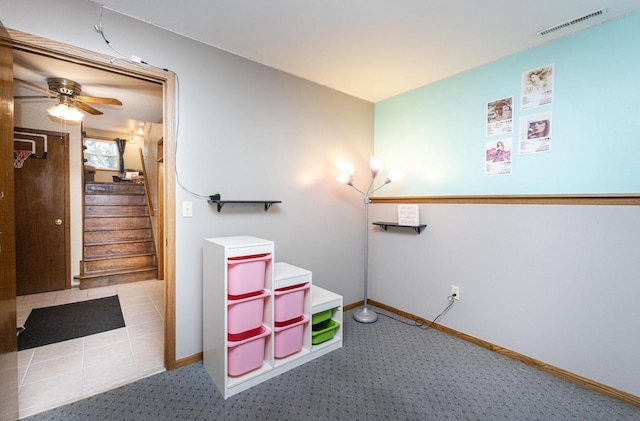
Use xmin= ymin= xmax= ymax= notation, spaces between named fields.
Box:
xmin=311 ymin=319 xmax=340 ymax=345
xmin=311 ymin=308 xmax=333 ymax=325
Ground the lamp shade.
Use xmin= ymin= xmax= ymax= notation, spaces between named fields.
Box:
xmin=369 ymin=156 xmax=383 ymax=175
xmin=387 ymin=168 xmax=406 ymax=182
xmin=47 ymin=103 xmax=84 ymax=121
xmin=335 ymin=172 xmax=353 ymax=185
xmin=337 ymin=161 xmax=355 ymax=176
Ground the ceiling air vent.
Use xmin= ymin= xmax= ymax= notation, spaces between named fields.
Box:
xmin=539 ymin=9 xmax=607 ymax=36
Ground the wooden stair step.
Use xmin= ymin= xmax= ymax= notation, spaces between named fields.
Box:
xmin=84 ymin=238 xmax=154 ymax=246
xmin=84 ymin=229 xmax=152 ymax=241
xmin=80 ymin=253 xmax=156 ymax=273
xmin=85 ymin=182 xmax=145 ymax=195
xmin=85 ymin=194 xmax=148 ymax=206
xmin=84 ymin=216 xmax=151 ymax=230
xmin=84 ymin=241 xmax=155 ymax=258
xmin=85 ymin=212 xmax=149 ymax=218
xmin=76 ymin=266 xmax=158 ymax=279
xmin=85 ymin=205 xmax=149 ymax=217
xmin=82 ymin=251 xmax=156 ymax=262
xmin=75 ymin=267 xmax=158 ymax=290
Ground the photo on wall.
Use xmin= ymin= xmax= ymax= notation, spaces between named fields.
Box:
xmin=521 ymin=64 xmax=554 ymax=110
xmin=519 ymin=112 xmax=552 ymax=155
xmin=486 ymin=96 xmax=513 ymax=137
xmin=485 ymin=138 xmax=512 ymax=176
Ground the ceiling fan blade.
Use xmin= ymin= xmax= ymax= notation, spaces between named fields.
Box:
xmin=74 ymin=101 xmax=103 ymax=115
xmin=75 ymin=95 xmax=122 ymax=106
xmin=14 ymin=78 xmax=58 ymax=96
xmin=14 ymin=95 xmax=56 ymax=100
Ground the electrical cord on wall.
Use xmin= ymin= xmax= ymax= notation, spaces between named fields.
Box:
xmin=93 ymin=5 xmax=209 ymax=201
xmin=376 ymin=294 xmax=457 ymax=330
xmin=94 ymin=6 xmax=128 ymax=64
xmin=171 ymin=73 xmax=209 ymax=200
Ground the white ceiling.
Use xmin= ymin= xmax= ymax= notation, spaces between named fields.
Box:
xmin=13 ymin=1 xmax=640 ymax=134
xmin=91 ymin=0 xmax=640 ymax=102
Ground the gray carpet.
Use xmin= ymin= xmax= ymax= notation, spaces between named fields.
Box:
xmin=27 ymin=307 xmax=640 ymax=420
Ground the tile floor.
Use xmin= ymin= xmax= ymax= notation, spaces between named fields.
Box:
xmin=16 ymin=279 xmax=165 ymax=419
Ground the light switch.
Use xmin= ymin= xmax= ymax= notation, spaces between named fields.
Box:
xmin=182 ymin=201 xmax=193 ymax=217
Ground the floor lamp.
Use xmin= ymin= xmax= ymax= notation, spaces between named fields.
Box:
xmin=336 ymin=156 xmax=404 ymax=323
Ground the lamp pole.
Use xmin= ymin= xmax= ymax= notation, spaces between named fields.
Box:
xmin=353 ymin=193 xmax=377 ymax=323
xmin=336 ymin=156 xmax=404 ymax=324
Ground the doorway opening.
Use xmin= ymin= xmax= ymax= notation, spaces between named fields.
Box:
xmin=6 ymin=28 xmax=177 ymax=415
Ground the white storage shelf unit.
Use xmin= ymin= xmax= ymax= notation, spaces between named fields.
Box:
xmin=203 ymin=236 xmax=275 ymax=399
xmin=310 ymin=285 xmax=343 ymax=352
xmin=203 ymin=236 xmax=343 ymax=399
xmin=272 ymin=262 xmax=312 ymax=367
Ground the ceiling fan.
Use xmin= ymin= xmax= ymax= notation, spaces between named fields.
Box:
xmin=14 ymin=77 xmax=123 ymax=116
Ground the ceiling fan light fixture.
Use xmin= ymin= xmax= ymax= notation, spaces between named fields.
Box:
xmin=47 ymin=77 xmax=82 ymax=96
xmin=47 ymin=102 xmax=84 ymax=121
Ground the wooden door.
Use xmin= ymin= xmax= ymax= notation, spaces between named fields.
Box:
xmin=0 ymin=19 xmax=19 ymax=421
xmin=14 ymin=129 xmax=69 ymax=296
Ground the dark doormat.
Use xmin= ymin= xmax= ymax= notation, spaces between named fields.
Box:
xmin=18 ymin=295 xmax=126 ymax=351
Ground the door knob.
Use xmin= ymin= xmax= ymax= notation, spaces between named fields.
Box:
xmin=55 ymin=219 xmax=63 ymax=225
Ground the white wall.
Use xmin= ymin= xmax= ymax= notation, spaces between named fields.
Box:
xmin=369 ymin=203 xmax=640 ymax=397
xmin=3 ymin=0 xmax=372 ymax=359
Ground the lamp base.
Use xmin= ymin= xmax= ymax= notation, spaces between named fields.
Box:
xmin=353 ymin=306 xmax=378 ymax=323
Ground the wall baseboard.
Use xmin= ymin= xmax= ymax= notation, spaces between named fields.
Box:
xmin=343 ymin=300 xmax=363 ymax=311
xmin=175 ymin=352 xmax=203 ymax=369
xmin=366 ymin=299 xmax=640 ymax=408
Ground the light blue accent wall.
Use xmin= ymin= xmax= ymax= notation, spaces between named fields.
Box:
xmin=375 ymin=13 xmax=640 ymax=196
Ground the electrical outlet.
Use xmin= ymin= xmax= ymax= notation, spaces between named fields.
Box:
xmin=182 ymin=201 xmax=193 ymax=217
xmin=451 ymin=285 xmax=460 ymax=300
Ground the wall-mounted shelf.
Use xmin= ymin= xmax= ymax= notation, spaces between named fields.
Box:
xmin=208 ymin=194 xmax=281 ymax=212
xmin=373 ymin=221 xmax=427 ymax=234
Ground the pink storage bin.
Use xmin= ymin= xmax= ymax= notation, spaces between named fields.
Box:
xmin=274 ymin=315 xmax=308 ymax=359
xmin=274 ymin=283 xmax=310 ymax=323
xmin=227 ymin=290 xmax=270 ymax=335
xmin=227 ymin=326 xmax=271 ymax=376
xmin=227 ymin=253 xmax=271 ymax=296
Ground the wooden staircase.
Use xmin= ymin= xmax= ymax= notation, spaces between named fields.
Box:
xmin=75 ymin=182 xmax=158 ymax=289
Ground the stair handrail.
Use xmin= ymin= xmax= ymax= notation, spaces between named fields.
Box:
xmin=139 ymin=148 xmax=155 ymax=216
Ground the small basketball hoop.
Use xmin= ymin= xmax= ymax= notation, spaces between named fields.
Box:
xmin=14 ymin=150 xmax=32 ymax=169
